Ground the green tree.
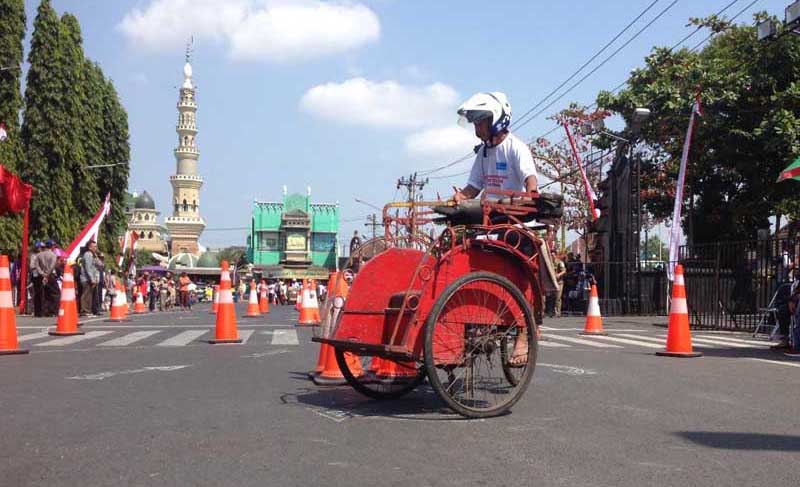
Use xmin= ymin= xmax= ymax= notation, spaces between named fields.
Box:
xmin=598 ymin=13 xmax=800 ymax=243
xmin=96 ymin=74 xmax=130 ymax=258
xmin=0 ymin=0 xmax=26 ymax=251
xmin=21 ymin=0 xmax=80 ymax=245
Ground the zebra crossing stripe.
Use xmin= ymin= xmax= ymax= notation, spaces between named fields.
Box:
xmin=616 ymin=333 xmax=667 ymax=344
xmin=156 ymin=330 xmax=207 ymax=347
xmin=17 ymin=331 xmax=50 ymax=342
xmin=538 ymin=340 xmax=570 ymax=348
xmin=271 ymin=329 xmax=299 ymax=345
xmin=239 ymin=330 xmax=255 ymax=343
xmin=36 ymin=330 xmax=113 ymax=347
xmin=589 ymin=335 xmax=663 ymax=349
xmin=545 ymin=335 xmax=623 ymax=348
xmin=97 ymin=330 xmax=161 ymax=347
xmin=680 ymin=337 xmax=752 ymax=349
xmin=695 ymin=335 xmax=774 ymax=347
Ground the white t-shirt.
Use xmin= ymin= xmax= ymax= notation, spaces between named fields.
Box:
xmin=466 ymin=133 xmax=537 ymax=196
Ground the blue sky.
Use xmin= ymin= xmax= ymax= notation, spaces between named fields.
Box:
xmin=19 ymin=0 xmax=786 ymax=248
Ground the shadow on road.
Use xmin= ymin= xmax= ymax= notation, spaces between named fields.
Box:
xmin=677 ymin=431 xmax=800 ymax=451
xmin=280 ymin=385 xmax=473 ymax=421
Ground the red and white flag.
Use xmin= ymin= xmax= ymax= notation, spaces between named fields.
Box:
xmin=0 ymin=122 xmax=7 ymax=142
xmin=668 ymin=94 xmax=702 ymax=280
xmin=563 ymin=123 xmax=600 ymax=220
xmin=66 ymin=193 xmax=112 ymax=262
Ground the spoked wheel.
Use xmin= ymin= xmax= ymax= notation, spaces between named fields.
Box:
xmin=335 ymin=349 xmax=426 ymax=400
xmin=424 ymin=271 xmax=537 ymax=418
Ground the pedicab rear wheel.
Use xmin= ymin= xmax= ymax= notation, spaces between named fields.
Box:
xmin=424 ymin=271 xmax=536 ymax=418
xmin=335 ymin=349 xmax=426 ymax=400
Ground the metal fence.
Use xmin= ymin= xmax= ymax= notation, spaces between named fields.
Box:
xmin=678 ymin=237 xmax=793 ymax=331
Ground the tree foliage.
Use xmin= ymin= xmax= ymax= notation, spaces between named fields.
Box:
xmin=19 ymin=1 xmax=129 ymax=255
xmin=0 ymin=0 xmax=26 ymax=252
xmin=597 ymin=13 xmax=800 ymax=243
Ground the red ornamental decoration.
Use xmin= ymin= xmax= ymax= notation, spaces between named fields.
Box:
xmin=0 ymin=164 xmax=32 ymax=216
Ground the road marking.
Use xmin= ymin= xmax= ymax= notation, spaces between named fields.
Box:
xmin=97 ymin=330 xmax=161 ymax=347
xmin=68 ymin=364 xmax=192 ymax=380
xmin=36 ymin=330 xmax=113 ymax=346
xmin=590 ymin=335 xmax=664 ymax=349
xmin=239 ymin=329 xmax=255 ymax=343
xmin=271 ymin=329 xmax=299 ymax=345
xmin=156 ymin=330 xmax=207 ymax=346
xmin=545 ymin=335 xmax=623 ymax=348
xmin=672 ymin=336 xmax=755 ymax=349
xmin=538 ymin=340 xmax=570 ymax=348
xmin=695 ymin=335 xmax=775 ymax=347
xmin=17 ymin=331 xmax=50 ymax=342
xmin=538 ymin=362 xmax=596 ymax=375
xmin=616 ymin=333 xmax=667 ymax=344
xmin=242 ymin=349 xmax=290 ymax=358
xmin=746 ymin=358 xmax=800 ymax=368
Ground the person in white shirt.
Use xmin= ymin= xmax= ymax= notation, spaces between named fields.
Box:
xmin=453 ymin=92 xmax=538 ymax=202
xmin=452 ymin=92 xmax=538 ymax=366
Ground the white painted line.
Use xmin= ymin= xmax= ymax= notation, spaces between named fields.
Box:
xmin=17 ymin=331 xmax=50 ymax=342
xmin=36 ymin=330 xmax=113 ymax=347
xmin=590 ymin=335 xmax=663 ymax=349
xmin=545 ymin=335 xmax=623 ymax=348
xmin=538 ymin=340 xmax=570 ymax=348
xmin=156 ymin=330 xmax=207 ymax=347
xmin=68 ymin=364 xmax=192 ymax=380
xmin=616 ymin=333 xmax=667 ymax=344
xmin=97 ymin=330 xmax=161 ymax=347
xmin=746 ymin=358 xmax=800 ymax=368
xmin=271 ymin=329 xmax=299 ymax=345
xmin=239 ymin=329 xmax=255 ymax=343
xmin=673 ymin=337 xmax=754 ymax=349
xmin=695 ymin=335 xmax=775 ymax=347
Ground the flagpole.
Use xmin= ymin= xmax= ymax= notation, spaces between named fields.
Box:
xmin=563 ymin=122 xmax=598 ymax=221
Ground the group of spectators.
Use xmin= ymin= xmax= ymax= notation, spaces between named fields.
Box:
xmin=241 ymin=279 xmax=327 ymax=306
xmin=131 ymin=271 xmax=194 ymax=312
xmin=770 ymin=269 xmax=800 ymax=355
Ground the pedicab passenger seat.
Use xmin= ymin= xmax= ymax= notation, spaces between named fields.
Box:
xmin=432 ymin=192 xmax=563 ymax=226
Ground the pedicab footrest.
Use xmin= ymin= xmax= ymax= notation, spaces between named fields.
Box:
xmin=312 ymin=337 xmax=415 ymax=361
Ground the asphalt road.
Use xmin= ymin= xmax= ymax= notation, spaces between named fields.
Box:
xmin=1 ymin=305 xmax=798 ymax=487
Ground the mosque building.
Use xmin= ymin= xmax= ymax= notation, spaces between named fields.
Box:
xmin=124 ymin=191 xmax=168 ymax=253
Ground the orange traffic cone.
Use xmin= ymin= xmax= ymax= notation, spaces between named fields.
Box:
xmin=209 ymin=285 xmax=219 ymax=314
xmin=369 ymin=357 xmax=418 ymax=383
xmin=133 ymin=292 xmax=146 ymax=314
xmin=298 ymin=281 xmax=321 ymax=326
xmin=209 ymin=261 xmax=242 ymax=344
xmin=242 ymin=279 xmax=260 ymax=318
xmin=0 ymin=255 xmax=28 ymax=355
xmin=657 ymin=264 xmax=702 ymax=358
xmin=49 ymin=264 xmax=84 ymax=336
xmin=308 ymin=342 xmax=331 ymax=379
xmin=259 ymin=279 xmax=269 ymax=314
xmin=106 ymin=279 xmax=131 ymax=322
xmin=580 ymin=284 xmax=606 ymax=335
xmin=312 ymin=347 xmax=363 ymax=385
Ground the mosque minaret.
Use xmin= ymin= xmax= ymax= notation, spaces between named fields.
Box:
xmin=165 ymin=50 xmax=205 ymax=255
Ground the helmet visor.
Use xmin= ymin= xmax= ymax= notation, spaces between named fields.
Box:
xmin=457 ymin=109 xmax=492 ymax=127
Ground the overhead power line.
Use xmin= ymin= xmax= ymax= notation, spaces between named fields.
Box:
xmin=513 ymin=0 xmax=682 ymax=134
xmin=512 ymin=0 xmax=662 ymax=131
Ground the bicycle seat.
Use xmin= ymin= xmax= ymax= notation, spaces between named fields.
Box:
xmin=433 ymin=192 xmax=563 ymax=225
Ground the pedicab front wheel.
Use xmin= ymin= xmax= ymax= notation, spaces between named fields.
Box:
xmin=423 ymin=271 xmax=537 ymax=418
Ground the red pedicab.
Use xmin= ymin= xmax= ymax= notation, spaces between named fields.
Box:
xmin=313 ymin=189 xmax=562 ymax=418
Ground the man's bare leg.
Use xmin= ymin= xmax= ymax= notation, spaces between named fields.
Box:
xmin=510 ymin=327 xmax=528 ymax=365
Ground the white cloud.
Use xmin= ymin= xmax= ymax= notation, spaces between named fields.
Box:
xmin=118 ymin=0 xmax=379 ymax=63
xmin=299 ymin=78 xmax=459 ymax=129
xmin=404 ymin=125 xmax=477 ymax=161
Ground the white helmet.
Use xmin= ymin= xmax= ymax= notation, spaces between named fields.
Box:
xmin=457 ymin=92 xmax=512 ymax=136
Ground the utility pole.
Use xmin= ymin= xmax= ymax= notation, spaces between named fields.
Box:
xmin=396 ymin=172 xmax=428 ymax=237
xmin=364 ymin=214 xmax=380 ymax=240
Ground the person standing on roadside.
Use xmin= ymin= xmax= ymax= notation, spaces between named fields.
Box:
xmin=37 ymin=240 xmax=59 ymax=316
xmin=179 ymin=272 xmax=191 ymax=311
xmin=79 ymin=241 xmax=100 ymax=317
xmin=29 ymin=241 xmax=44 ymax=316
xmin=553 ymin=253 xmax=567 ymax=318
